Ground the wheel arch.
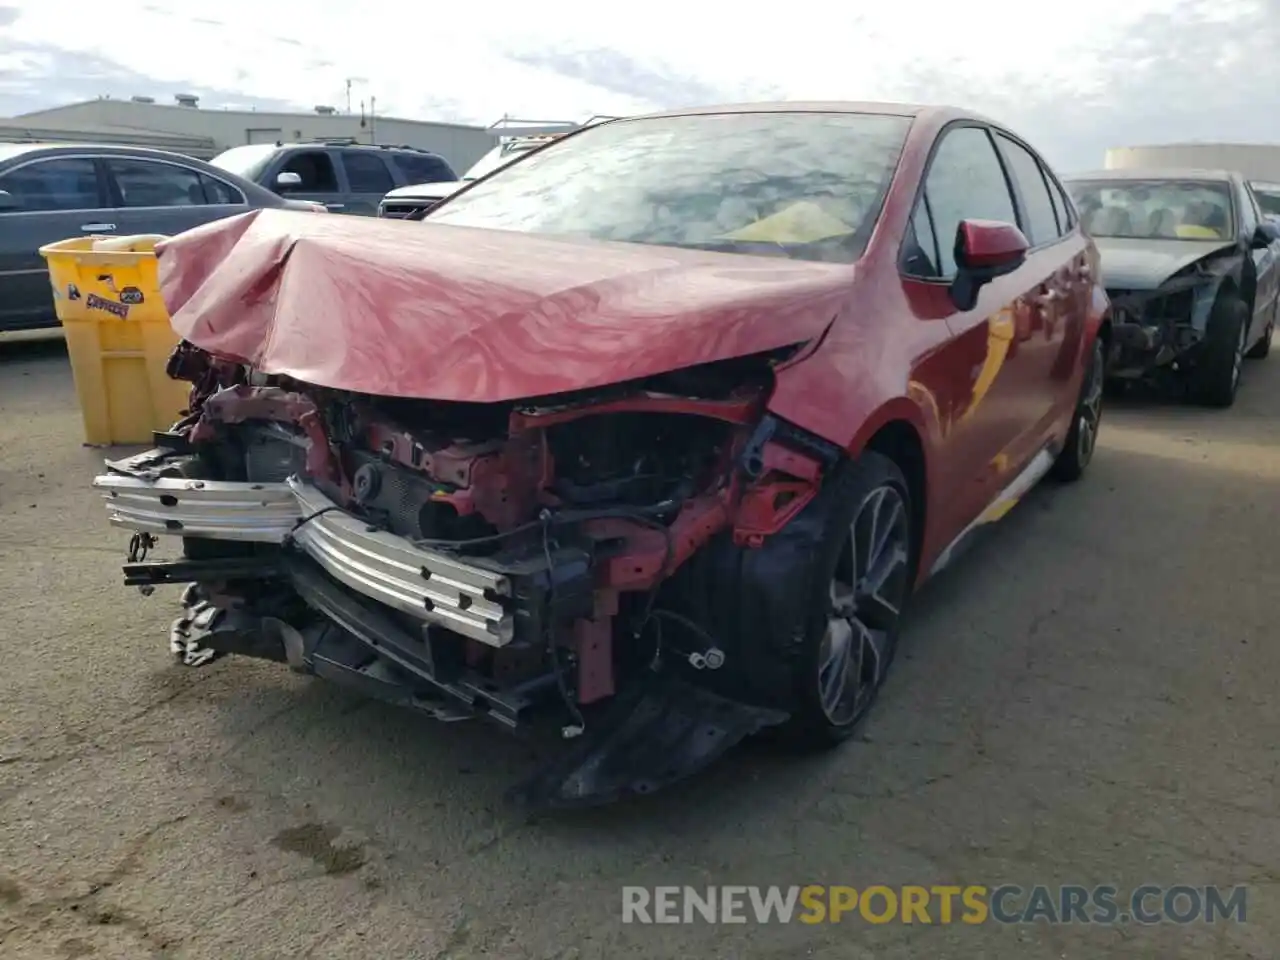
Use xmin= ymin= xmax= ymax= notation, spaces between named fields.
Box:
xmin=859 ymin=417 xmax=928 ymax=585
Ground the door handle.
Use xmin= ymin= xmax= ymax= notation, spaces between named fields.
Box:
xmin=81 ymin=223 xmax=116 ymax=232
xmin=324 ymin=203 xmax=345 ymax=211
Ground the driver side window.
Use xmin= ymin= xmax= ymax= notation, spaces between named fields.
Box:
xmin=922 ymin=126 xmax=1019 ymax=279
xmin=278 ymin=151 xmax=339 ymax=193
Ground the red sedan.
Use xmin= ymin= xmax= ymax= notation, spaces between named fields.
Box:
xmin=93 ymin=102 xmax=1110 ymax=806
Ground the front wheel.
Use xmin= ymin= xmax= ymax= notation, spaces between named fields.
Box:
xmin=1190 ymin=294 xmax=1249 ymax=407
xmin=707 ymin=452 xmax=916 ymax=747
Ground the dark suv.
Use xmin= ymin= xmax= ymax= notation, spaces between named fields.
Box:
xmin=210 ymin=140 xmax=457 ymax=216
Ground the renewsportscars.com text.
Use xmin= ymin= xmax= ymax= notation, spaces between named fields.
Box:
xmin=621 ymin=884 xmax=1247 ymax=925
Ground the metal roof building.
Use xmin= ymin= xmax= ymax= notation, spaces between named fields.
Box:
xmin=1105 ymin=143 xmax=1280 ymax=182
xmin=0 ymin=96 xmax=497 ymax=170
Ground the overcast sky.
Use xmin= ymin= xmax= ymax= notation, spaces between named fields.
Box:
xmin=0 ymin=0 xmax=1276 ymax=171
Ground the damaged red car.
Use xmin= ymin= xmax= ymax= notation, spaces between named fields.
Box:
xmin=93 ymin=103 xmax=1110 ymax=807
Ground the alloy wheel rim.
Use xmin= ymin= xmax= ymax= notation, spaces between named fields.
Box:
xmin=1078 ymin=345 xmax=1104 ymax=464
xmin=1232 ymin=324 xmax=1246 ymax=388
xmin=819 ymin=485 xmax=911 ymax=725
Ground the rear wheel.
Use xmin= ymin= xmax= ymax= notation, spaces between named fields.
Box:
xmin=1190 ymin=294 xmax=1249 ymax=407
xmin=1052 ymin=337 xmax=1105 ymax=482
xmin=1245 ymin=311 xmax=1273 ymax=359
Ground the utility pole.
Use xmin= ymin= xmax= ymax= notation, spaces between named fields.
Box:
xmin=345 ymin=79 xmax=352 ymax=114
xmin=369 ymin=96 xmax=377 ymax=144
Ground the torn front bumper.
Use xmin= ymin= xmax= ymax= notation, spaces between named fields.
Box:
xmin=92 ymin=473 xmax=514 ymax=646
xmin=1106 ymin=284 xmax=1213 ymax=377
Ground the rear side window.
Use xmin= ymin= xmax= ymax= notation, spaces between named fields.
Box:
xmin=392 ymin=153 xmax=456 ymax=185
xmin=106 ymin=158 xmax=206 ymax=208
xmin=0 ymin=157 xmax=100 ymax=211
xmin=1049 ymin=175 xmax=1075 ymax=229
xmin=342 ymin=151 xmax=395 ymax=193
xmin=995 ymin=134 xmax=1061 ymax=246
xmin=922 ymin=126 xmax=1018 ymax=278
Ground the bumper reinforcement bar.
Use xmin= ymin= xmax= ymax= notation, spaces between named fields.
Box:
xmin=93 ymin=472 xmax=516 ymax=647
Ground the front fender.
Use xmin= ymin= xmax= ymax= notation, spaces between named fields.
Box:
xmin=768 ymin=349 xmax=935 ymax=457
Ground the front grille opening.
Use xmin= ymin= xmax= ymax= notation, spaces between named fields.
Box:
xmin=380 ymin=199 xmax=440 ymax=219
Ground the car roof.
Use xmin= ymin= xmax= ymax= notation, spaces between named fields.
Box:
xmin=0 ymin=142 xmax=223 ymax=163
xmin=272 ymin=141 xmax=446 ymax=156
xmin=1066 ymin=167 xmax=1236 ymax=183
xmin=621 ymin=100 xmax=1006 ymax=127
xmin=0 ymin=142 xmax=44 ymax=162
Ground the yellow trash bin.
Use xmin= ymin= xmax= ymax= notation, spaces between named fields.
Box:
xmin=39 ymin=234 xmax=190 ymax=446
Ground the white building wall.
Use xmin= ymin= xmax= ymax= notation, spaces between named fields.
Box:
xmin=9 ymin=99 xmax=497 ymax=171
xmin=1105 ymin=143 xmax=1280 ymax=181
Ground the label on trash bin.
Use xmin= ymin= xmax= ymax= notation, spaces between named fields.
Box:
xmin=85 ymin=293 xmax=129 ymax=319
xmin=120 ymin=286 xmax=144 ymax=305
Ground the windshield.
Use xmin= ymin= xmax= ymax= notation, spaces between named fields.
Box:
xmin=430 ymin=112 xmax=911 ymax=264
xmin=1066 ymin=179 xmax=1236 ymax=241
xmin=209 ymin=144 xmax=279 ymax=181
xmin=461 ymin=142 xmax=542 ymax=181
xmin=1250 ymin=182 xmax=1280 ymax=218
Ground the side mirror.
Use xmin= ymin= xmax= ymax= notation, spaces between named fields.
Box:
xmin=1251 ymin=223 xmax=1277 ymax=249
xmin=275 ymin=171 xmax=303 ymax=190
xmin=0 ymin=189 xmax=18 ymax=211
xmin=950 ymin=219 xmax=1030 ymax=311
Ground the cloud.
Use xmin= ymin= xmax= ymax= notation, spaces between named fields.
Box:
xmin=0 ymin=0 xmax=1275 ymax=171
xmin=504 ymin=45 xmax=785 ymax=111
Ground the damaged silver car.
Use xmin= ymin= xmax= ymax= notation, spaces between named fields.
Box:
xmin=1065 ymin=168 xmax=1279 ymax=405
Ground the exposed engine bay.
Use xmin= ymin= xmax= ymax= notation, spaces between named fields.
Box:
xmin=1104 ymin=263 xmax=1228 ymax=379
xmin=94 ymin=341 xmax=840 ymax=806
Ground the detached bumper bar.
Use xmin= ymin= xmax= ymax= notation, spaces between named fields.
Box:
xmin=92 ymin=473 xmax=514 ymax=646
xmin=93 ymin=475 xmax=299 ymax=542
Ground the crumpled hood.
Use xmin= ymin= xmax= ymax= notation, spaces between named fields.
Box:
xmin=1094 ymin=236 xmax=1234 ymax=290
xmin=155 ymin=209 xmax=853 ymax=402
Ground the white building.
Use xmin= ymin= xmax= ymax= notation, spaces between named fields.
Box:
xmin=1105 ymin=143 xmax=1280 ymax=181
xmin=0 ymin=95 xmax=497 ymax=171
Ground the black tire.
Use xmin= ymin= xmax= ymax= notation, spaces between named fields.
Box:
xmin=1245 ymin=311 xmax=1273 ymax=359
xmin=1051 ymin=336 xmax=1105 ymax=482
xmin=698 ymin=452 xmax=915 ymax=747
xmin=1190 ymin=294 xmax=1249 ymax=407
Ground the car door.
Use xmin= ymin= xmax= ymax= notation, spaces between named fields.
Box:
xmin=339 ymin=150 xmax=397 ymax=216
xmin=905 ymin=124 xmax=1063 ymax=531
xmin=991 ymin=132 xmax=1083 ymax=425
xmin=0 ymin=154 xmax=110 ymax=331
xmin=99 ymin=156 xmax=251 ymax=239
xmin=1241 ymin=180 xmax=1279 ymax=343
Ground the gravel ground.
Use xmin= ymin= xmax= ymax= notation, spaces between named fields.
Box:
xmin=1 ymin=335 xmax=1277 ymax=959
